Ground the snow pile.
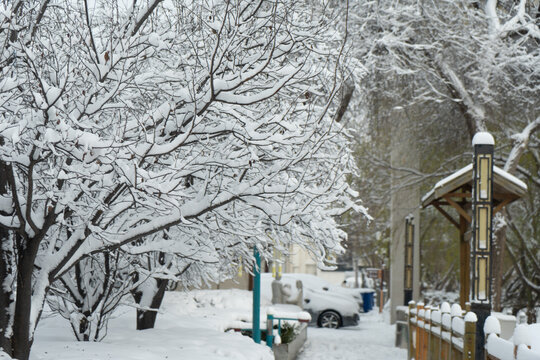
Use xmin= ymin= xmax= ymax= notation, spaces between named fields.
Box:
xmin=440 ymin=301 xmax=452 ymax=314
xmin=452 ymin=316 xmax=465 ymax=336
xmin=513 ymin=324 xmax=540 ymax=353
xmin=267 ymin=306 xmax=311 ymax=322
xmin=464 ymin=312 xmax=477 ymax=323
xmin=516 ymin=344 xmax=540 ymax=360
xmin=484 ymin=315 xmax=502 ymax=335
xmin=486 ymin=322 xmax=540 ymax=360
xmin=450 ymin=304 xmax=462 ymax=317
xmin=0 ymin=351 xmax=12 ymax=359
xmin=486 ymin=333 xmax=514 ymax=360
xmin=31 ymin=290 xmax=274 ymax=360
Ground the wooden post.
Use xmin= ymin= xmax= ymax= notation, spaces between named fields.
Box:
xmin=440 ymin=303 xmax=451 ymax=360
xmin=416 ymin=303 xmax=424 ymax=360
xmin=431 ymin=309 xmax=441 ymax=360
xmin=408 ymin=301 xmax=416 ymax=360
xmin=423 ymin=306 xmax=431 ymax=360
xmin=459 ymin=214 xmax=470 ymax=309
xmin=463 ymin=315 xmax=476 ymax=360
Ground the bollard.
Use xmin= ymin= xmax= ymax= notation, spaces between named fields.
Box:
xmin=266 ymin=309 xmax=274 ymax=348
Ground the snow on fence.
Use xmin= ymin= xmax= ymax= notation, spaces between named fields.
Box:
xmin=485 ymin=316 xmax=540 ymax=360
xmin=265 ymin=307 xmax=311 ymax=348
xmin=226 ymin=307 xmax=311 ymax=348
xmin=408 ymin=301 xmax=476 ymax=360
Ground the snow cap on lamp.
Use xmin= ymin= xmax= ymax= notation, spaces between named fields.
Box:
xmin=472 ymin=132 xmax=495 ymax=146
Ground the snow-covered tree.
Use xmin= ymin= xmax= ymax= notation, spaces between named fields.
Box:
xmin=346 ymin=0 xmax=540 ymax=307
xmin=0 ymin=1 xmax=362 ymax=358
xmin=504 ymin=144 xmax=540 ymax=322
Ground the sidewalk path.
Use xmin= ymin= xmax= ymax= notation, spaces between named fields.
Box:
xmin=297 ymin=311 xmax=407 ymax=360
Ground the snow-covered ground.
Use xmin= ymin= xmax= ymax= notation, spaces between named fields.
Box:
xmin=31 ymin=290 xmax=274 ymax=360
xmin=297 ymin=310 xmax=407 ymax=360
xmin=28 ymin=289 xmax=405 ymax=360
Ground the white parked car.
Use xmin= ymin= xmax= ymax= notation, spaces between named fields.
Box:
xmin=261 ymin=273 xmax=360 ymax=329
xmin=283 ymin=273 xmax=371 ymax=309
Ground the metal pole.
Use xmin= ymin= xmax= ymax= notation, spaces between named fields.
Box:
xmin=379 ymin=269 xmax=384 ymax=313
xmin=252 ymin=248 xmax=261 ymax=344
xmin=266 ymin=311 xmax=274 ymax=347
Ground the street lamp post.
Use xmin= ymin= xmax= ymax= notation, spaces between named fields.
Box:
xmin=252 ymin=248 xmax=261 ymax=344
xmin=404 ymin=216 xmax=414 ymax=305
xmin=470 ymin=132 xmax=495 ymax=359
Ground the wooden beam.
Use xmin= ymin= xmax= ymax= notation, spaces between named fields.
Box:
xmin=443 ymin=195 xmax=472 ymax=224
xmin=459 ymin=216 xmax=470 ymax=309
xmin=493 ymin=193 xmax=519 ymax=201
xmin=493 ymin=198 xmax=513 ymax=214
xmin=432 ymin=201 xmax=451 ymax=206
xmin=445 ymin=192 xmax=472 ymax=198
xmin=433 ymin=203 xmax=460 ymax=229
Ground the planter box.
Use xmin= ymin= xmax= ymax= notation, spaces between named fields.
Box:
xmin=273 ymin=323 xmax=308 ymax=360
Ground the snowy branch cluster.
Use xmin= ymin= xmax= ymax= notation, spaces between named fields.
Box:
xmin=0 ymin=1 xmax=365 ymax=357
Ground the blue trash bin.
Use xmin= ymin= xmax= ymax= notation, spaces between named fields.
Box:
xmin=361 ymin=291 xmax=375 ymax=312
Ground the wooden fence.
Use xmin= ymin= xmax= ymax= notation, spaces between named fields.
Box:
xmin=484 ymin=316 xmax=540 ymax=360
xmin=408 ymin=301 xmax=476 ymax=360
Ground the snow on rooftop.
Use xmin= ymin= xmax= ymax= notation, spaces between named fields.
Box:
xmin=420 ymin=164 xmax=472 ymax=204
xmin=472 ymin=132 xmax=495 ymax=146
xmin=493 ymin=166 xmax=528 ymax=191
xmin=422 ymin=163 xmax=527 ymax=206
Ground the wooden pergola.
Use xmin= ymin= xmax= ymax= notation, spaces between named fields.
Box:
xmin=421 ymin=164 xmax=527 ymax=307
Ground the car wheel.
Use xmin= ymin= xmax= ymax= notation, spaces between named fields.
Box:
xmin=318 ymin=310 xmax=341 ymax=329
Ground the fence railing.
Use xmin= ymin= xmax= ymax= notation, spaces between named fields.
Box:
xmin=266 ymin=308 xmax=310 ymax=348
xmin=227 ymin=308 xmax=311 ymax=349
xmin=408 ymin=301 xmax=476 ymax=360
xmin=484 ymin=316 xmax=540 ymax=360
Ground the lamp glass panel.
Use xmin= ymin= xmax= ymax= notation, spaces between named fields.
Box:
xmin=479 ymin=156 xmax=490 ymax=200
xmin=407 ymin=224 xmax=413 ymax=245
xmin=405 ymin=268 xmax=412 ymax=289
xmin=478 ymin=207 xmax=489 ymax=250
xmin=406 ymin=247 xmax=412 ymax=266
xmin=477 ymin=257 xmax=488 ymax=301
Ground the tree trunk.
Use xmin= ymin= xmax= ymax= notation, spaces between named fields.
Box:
xmin=134 ymin=278 xmax=168 ymax=330
xmin=0 ymin=228 xmax=14 ymax=355
xmin=0 ymin=156 xmax=15 ymax=354
xmin=11 ymin=249 xmax=37 ymax=360
xmin=492 ymin=211 xmax=508 ymax=312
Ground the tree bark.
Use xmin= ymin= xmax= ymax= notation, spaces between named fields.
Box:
xmin=133 ymin=278 xmax=168 ymax=330
xmin=11 ymin=242 xmax=39 ymax=360
xmin=0 ymin=233 xmax=13 ymax=355
xmin=0 ymin=153 xmax=14 ymax=354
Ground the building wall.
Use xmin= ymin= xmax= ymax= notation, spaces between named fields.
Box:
xmin=389 ymin=117 xmax=421 ymax=324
